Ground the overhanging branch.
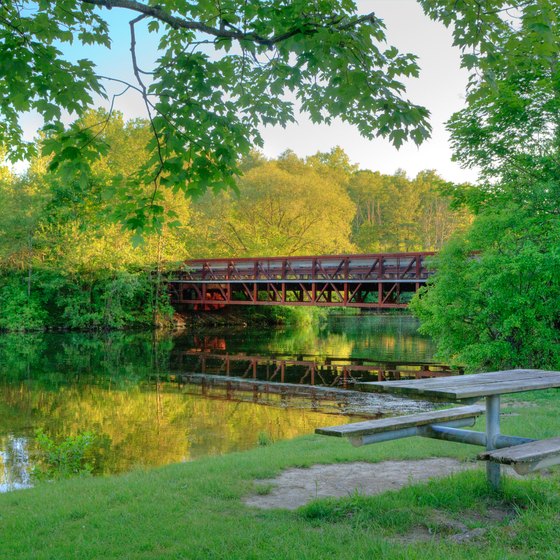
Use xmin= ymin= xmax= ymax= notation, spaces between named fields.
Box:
xmin=81 ymin=0 xmax=377 ymax=48
xmin=128 ymin=13 xmax=166 ymax=211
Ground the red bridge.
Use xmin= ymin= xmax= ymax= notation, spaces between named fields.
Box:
xmin=168 ymin=252 xmax=434 ymax=309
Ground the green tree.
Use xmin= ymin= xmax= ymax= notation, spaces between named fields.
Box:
xmin=0 ymin=111 xmax=193 ymax=330
xmin=347 ymin=170 xmax=392 ymax=252
xmin=348 ymin=169 xmax=470 ymax=252
xmin=411 ymin=205 xmax=560 ymax=372
xmin=190 ymin=156 xmax=356 ymax=257
xmin=1 ymin=0 xmax=432 ymax=232
xmin=413 ymin=1 xmax=560 ymax=370
xmin=422 ymin=1 xmax=560 ymax=176
xmin=411 ymin=171 xmax=472 ymax=250
xmin=421 ymin=1 xmax=560 ymax=213
xmin=381 ymin=169 xmax=423 ymax=251
xmin=306 ymin=146 xmax=359 ymax=187
xmin=0 ymin=152 xmax=52 ymax=329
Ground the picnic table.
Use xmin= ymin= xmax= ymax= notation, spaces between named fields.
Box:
xmin=317 ymin=369 xmax=560 ymax=489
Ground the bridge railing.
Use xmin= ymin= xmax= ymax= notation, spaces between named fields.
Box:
xmin=174 ymin=252 xmax=435 ymax=282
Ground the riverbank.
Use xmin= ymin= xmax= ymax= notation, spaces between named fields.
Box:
xmin=1 ymin=391 xmax=559 ymax=559
xmin=0 ymin=281 xmax=354 ymax=332
xmin=173 ymin=305 xmax=334 ymax=329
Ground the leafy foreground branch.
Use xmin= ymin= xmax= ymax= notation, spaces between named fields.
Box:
xmin=2 ymin=0 xmax=434 ymax=232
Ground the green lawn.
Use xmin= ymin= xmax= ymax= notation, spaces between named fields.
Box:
xmin=1 ymin=392 xmax=560 ymax=559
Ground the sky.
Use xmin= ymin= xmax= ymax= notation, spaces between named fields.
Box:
xmin=18 ymin=0 xmax=477 ymax=183
xmin=260 ymin=0 xmax=476 ymax=183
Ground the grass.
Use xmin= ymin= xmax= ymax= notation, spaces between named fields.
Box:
xmin=2 ymin=391 xmax=560 ymax=559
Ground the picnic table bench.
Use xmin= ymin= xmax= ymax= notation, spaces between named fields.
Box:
xmin=316 ymin=369 xmax=560 ymax=489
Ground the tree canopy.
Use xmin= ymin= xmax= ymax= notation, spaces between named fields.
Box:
xmin=411 ymin=196 xmax=560 ymax=372
xmin=419 ymin=0 xmax=560 ymax=213
xmin=1 ymin=0 xmax=437 ymax=233
xmin=411 ymin=0 xmax=560 ymax=371
xmin=0 ymin=118 xmax=468 ymax=331
xmin=3 ymin=1 xmax=550 ymax=233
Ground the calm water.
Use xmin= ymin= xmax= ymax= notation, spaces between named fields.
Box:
xmin=0 ymin=314 xmax=437 ymax=491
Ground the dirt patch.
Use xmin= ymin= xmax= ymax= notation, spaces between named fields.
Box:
xmin=505 ymin=401 xmax=538 ymax=408
xmin=244 ymin=458 xmax=476 ymax=510
xmin=446 ymin=526 xmax=488 ymax=543
xmin=465 ymin=505 xmax=516 ymax=525
xmin=394 ymin=524 xmax=488 ymax=545
xmin=396 ymin=525 xmax=434 ymax=544
xmin=396 ymin=505 xmax=517 ymax=544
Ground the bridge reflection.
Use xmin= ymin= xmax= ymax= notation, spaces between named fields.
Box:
xmin=162 ymin=350 xmax=459 ymax=417
xmin=174 ymin=349 xmax=461 ymax=390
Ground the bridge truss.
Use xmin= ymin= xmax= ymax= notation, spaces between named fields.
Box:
xmin=168 ymin=252 xmax=434 ymax=309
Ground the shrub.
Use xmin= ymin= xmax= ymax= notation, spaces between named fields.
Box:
xmin=0 ymin=278 xmax=47 ymax=331
xmin=32 ymin=429 xmax=111 ymax=480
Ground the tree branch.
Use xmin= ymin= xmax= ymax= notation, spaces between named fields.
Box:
xmin=129 ymin=14 xmax=164 ymax=210
xmin=81 ymin=0 xmax=377 ymax=48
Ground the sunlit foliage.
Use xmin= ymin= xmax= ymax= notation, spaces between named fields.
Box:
xmin=189 ymin=148 xmax=470 ymax=258
xmin=1 ymin=0 xmax=435 ymax=233
xmin=0 ymin=111 xmax=191 ymax=330
xmin=0 ymin=122 xmax=470 ymax=331
xmin=412 ymin=0 xmax=560 ymax=371
xmin=189 ymin=151 xmax=356 ymax=257
xmin=348 ymin=169 xmax=471 ymax=252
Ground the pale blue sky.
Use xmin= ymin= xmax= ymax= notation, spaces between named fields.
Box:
xmin=19 ymin=0 xmax=476 ymax=183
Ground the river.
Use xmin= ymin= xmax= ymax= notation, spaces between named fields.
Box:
xmin=0 ymin=313 xmax=440 ymax=491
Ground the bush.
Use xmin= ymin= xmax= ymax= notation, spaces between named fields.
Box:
xmin=32 ymin=429 xmax=111 ymax=480
xmin=411 ymin=206 xmax=560 ymax=372
xmin=0 ymin=278 xmax=47 ymax=331
xmin=0 ymin=269 xmax=174 ymax=331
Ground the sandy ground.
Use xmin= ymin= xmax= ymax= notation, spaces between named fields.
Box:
xmin=245 ymin=458 xmax=478 ymax=510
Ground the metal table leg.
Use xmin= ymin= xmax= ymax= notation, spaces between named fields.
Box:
xmin=486 ymin=395 xmax=501 ymax=489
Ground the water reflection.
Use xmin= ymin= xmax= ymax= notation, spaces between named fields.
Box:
xmin=175 ymin=352 xmax=454 ymax=389
xmin=0 ymin=436 xmax=32 ymax=492
xmin=0 ymin=314 xmax=440 ymax=491
xmin=181 ymin=314 xmax=436 ymax=363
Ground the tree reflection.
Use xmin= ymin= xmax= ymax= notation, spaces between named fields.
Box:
xmin=0 ymin=316 xmax=435 ymax=489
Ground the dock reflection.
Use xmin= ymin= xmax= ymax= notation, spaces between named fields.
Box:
xmin=173 ymin=347 xmax=461 ymax=389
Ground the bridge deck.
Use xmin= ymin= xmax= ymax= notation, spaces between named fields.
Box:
xmin=168 ymin=252 xmax=434 ymax=309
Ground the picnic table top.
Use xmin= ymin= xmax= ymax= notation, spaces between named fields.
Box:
xmin=357 ymin=369 xmax=560 ymax=401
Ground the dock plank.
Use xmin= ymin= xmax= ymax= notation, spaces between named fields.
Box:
xmin=315 ymin=405 xmax=485 ymax=438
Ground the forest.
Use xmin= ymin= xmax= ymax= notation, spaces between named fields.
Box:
xmin=0 ymin=110 xmax=471 ymax=332
xmin=1 ymin=0 xmax=559 ymax=374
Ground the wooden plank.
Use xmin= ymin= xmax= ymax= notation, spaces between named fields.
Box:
xmin=361 ymin=369 xmax=560 ymax=390
xmin=361 ymin=382 xmax=558 ymax=400
xmin=358 ymin=370 xmax=560 ymax=400
xmin=362 ymin=378 xmax=560 ymax=400
xmin=478 ymin=437 xmax=560 ymax=474
xmin=315 ymin=405 xmax=485 ymax=438
xmin=175 ymin=373 xmax=352 ymax=397
xmin=444 ymin=378 xmax=560 ymax=399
